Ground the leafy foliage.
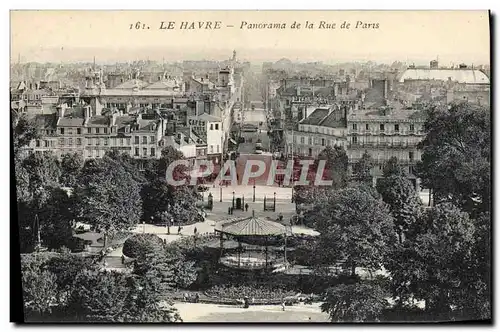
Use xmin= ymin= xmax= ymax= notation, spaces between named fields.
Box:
xmin=307 ymin=186 xmax=396 ymax=274
xmin=122 ymin=233 xmax=165 ymax=259
xmin=73 ymin=157 xmax=142 ymax=246
xmin=384 ymin=203 xmax=489 ymax=319
xmin=316 ymin=145 xmax=349 ymax=188
xmin=352 ymin=151 xmax=374 ymax=184
xmin=21 ymin=254 xmax=59 ymax=317
xmin=416 ymin=102 xmax=491 ymax=215
xmin=60 ymin=152 xmax=84 ymax=187
xmin=321 ymin=282 xmax=390 ymax=322
xmin=377 ymin=174 xmax=423 ymax=243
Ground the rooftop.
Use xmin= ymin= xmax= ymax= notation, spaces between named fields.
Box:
xmin=299 ymin=108 xmax=330 ymax=125
xmin=215 ymin=214 xmax=289 ymax=236
xmin=348 ymin=107 xmax=427 ymax=121
xmin=399 ymin=69 xmax=490 ymax=85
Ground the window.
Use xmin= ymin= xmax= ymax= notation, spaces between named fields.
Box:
xmin=322 ymin=138 xmax=325 ymax=146
xmin=210 ymin=124 xmax=214 ymax=130
xmin=300 ymin=137 xmax=305 ymax=144
xmin=120 ymin=138 xmax=124 ymax=146
xmin=142 ymin=136 xmax=147 ymax=144
xmin=308 ymin=148 xmax=312 ymax=157
xmin=409 ymin=151 xmax=414 ymax=161
xmin=308 ymin=137 xmax=312 ymax=145
xmin=67 ymin=128 xmax=74 ymax=135
xmin=151 ymin=148 xmax=156 ymax=156
xmin=104 ymin=128 xmax=108 ymax=134
xmin=68 ymin=138 xmax=73 ymax=146
xmin=150 ymin=136 xmax=155 ymax=144
xmin=215 ymin=124 xmax=219 ymax=130
xmin=59 ymin=128 xmax=64 ymax=135
xmin=126 ymin=138 xmax=131 ymax=145
xmin=104 ymin=138 xmax=109 ymax=146
xmin=366 ymin=124 xmax=369 ymax=130
xmin=135 ymin=148 xmax=139 ymax=156
xmin=135 ymin=136 xmax=140 ymax=144
xmin=210 ymin=145 xmax=214 ymax=154
xmin=87 ymin=128 xmax=91 ymax=134
xmin=36 ymin=140 xmax=41 ymax=147
xmin=352 ymin=123 xmax=357 ymax=131
xmin=96 ymin=138 xmax=100 ymax=146
xmin=143 ymin=148 xmax=147 ymax=156
xmin=77 ymin=138 xmax=82 ymax=145
xmin=394 ymin=124 xmax=400 ymax=132
xmin=58 ymin=138 xmax=64 ymax=146
xmin=77 ymin=128 xmax=81 ymax=135
xmin=380 ymin=124 xmax=385 ymax=131
xmin=410 ymin=124 xmax=415 ymax=132
xmin=96 ymin=128 xmax=100 ymax=134
xmin=352 ymin=136 xmax=358 ymax=144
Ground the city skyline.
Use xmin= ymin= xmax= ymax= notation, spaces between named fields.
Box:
xmin=11 ymin=10 xmax=490 ymax=65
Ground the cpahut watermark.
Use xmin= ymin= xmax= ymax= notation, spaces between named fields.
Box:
xmin=165 ymin=160 xmax=333 ymax=187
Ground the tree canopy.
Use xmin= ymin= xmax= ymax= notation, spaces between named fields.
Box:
xmin=416 ymin=102 xmax=491 ymax=215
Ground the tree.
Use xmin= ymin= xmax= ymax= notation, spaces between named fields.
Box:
xmin=21 ymin=253 xmax=59 ymax=319
xmin=317 ymin=145 xmax=349 ymax=189
xmin=74 ymin=157 xmax=142 ymax=248
xmin=122 ymin=233 xmax=165 ymax=259
xmin=352 ymin=150 xmax=374 ymax=185
xmin=60 ymin=152 xmax=84 ymax=187
xmin=158 ymin=146 xmax=189 ymax=180
xmin=12 ymin=111 xmax=39 ymax=157
xmin=416 ymin=102 xmax=491 ymax=215
xmin=67 ymin=270 xmax=130 ymax=322
xmin=384 ymin=203 xmax=484 ymax=319
xmin=376 ymin=174 xmax=422 ymax=243
xmin=321 ymin=282 xmax=390 ymax=322
xmin=44 ymin=254 xmax=100 ymax=304
xmin=142 ymin=176 xmax=200 ymax=226
xmin=308 ymin=186 xmax=396 ymax=275
xmin=382 ymin=156 xmax=405 ymax=177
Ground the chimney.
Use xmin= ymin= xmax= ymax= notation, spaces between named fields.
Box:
xmin=84 ymin=105 xmax=91 ymax=119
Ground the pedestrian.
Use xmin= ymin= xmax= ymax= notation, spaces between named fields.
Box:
xmin=121 ymin=254 xmax=125 ymax=265
xmin=245 ymin=203 xmax=249 ymax=212
xmin=194 ymin=227 xmax=198 ymax=235
xmin=228 ymin=207 xmax=231 ymax=215
xmin=281 ymin=298 xmax=286 ymax=311
xmin=178 ymin=226 xmax=181 ymax=235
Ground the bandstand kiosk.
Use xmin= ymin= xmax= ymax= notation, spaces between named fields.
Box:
xmin=214 ymin=211 xmax=291 ymax=272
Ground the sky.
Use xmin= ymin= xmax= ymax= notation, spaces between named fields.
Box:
xmin=10 ymin=10 xmax=491 ymax=65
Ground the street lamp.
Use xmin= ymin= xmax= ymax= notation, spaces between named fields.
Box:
xmin=273 ymin=192 xmax=276 ymax=212
xmin=232 ymin=191 xmax=235 ymax=209
xmin=253 ymin=179 xmax=256 ymax=202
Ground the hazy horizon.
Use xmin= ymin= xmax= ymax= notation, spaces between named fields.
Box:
xmin=11 ymin=11 xmax=490 ymax=66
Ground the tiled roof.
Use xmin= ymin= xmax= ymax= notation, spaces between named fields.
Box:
xmin=215 ymin=216 xmax=288 ymax=236
xmin=86 ymin=116 xmax=110 ymax=127
xmin=114 ymin=79 xmax=149 ymax=89
xmin=319 ymin=111 xmax=346 ymax=128
xmin=58 ymin=117 xmax=85 ymax=127
xmin=197 ymin=112 xmax=221 ymax=122
xmin=98 ymin=89 xmax=182 ymax=97
xmin=299 ymin=108 xmax=330 ymax=125
xmin=348 ymin=107 xmax=427 ymax=121
xmin=399 ymin=69 xmax=490 ymax=85
xmin=145 ymin=80 xmax=179 ymax=90
xmin=34 ymin=114 xmax=57 ymax=129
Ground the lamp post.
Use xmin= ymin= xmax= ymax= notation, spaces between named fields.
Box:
xmin=232 ymin=191 xmax=235 ymax=209
xmin=273 ymin=192 xmax=276 ymax=212
xmin=253 ymin=179 xmax=256 ymax=202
